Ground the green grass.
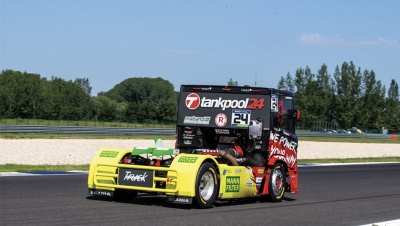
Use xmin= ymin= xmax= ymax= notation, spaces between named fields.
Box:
xmin=0 ymin=164 xmax=90 ymax=172
xmin=0 ymin=118 xmax=175 ymax=128
xmin=298 ymin=157 xmax=400 ymax=164
xmin=1 ymin=157 xmax=399 ymax=172
xmin=299 ymin=136 xmax=400 ymax=144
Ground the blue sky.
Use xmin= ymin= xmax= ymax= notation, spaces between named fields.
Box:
xmin=1 ymin=0 xmax=399 ymax=96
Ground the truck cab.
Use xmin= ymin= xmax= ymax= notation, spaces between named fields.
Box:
xmin=176 ymin=85 xmax=299 ymax=166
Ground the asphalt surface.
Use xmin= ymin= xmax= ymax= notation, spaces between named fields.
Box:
xmin=1 ymin=164 xmax=400 ymax=226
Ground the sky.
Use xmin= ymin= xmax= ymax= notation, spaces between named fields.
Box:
xmin=1 ymin=0 xmax=399 ymax=96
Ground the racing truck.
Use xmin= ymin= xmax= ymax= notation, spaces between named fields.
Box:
xmin=88 ymin=84 xmax=300 ymax=208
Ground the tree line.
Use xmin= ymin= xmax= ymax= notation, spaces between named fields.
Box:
xmin=1 ymin=62 xmax=399 ymax=133
xmin=278 ymin=61 xmax=399 ymax=133
xmin=0 ymin=70 xmax=177 ymax=123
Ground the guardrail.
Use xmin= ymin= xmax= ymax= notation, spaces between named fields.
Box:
xmin=0 ymin=125 xmax=174 ymax=135
xmin=1 ymin=125 xmax=397 ymax=139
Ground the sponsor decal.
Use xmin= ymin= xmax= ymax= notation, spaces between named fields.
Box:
xmin=226 ymin=176 xmax=240 ymax=192
xmin=286 ymin=155 xmax=297 ymax=167
xmin=185 ymin=93 xmax=201 ymax=110
xmin=200 ymin=97 xmax=264 ymax=110
xmin=183 ymin=134 xmax=194 ymax=139
xmin=215 ymin=113 xmax=227 ymax=127
xmin=235 ymin=169 xmax=242 ymax=173
xmin=215 ymin=129 xmax=230 ymax=134
xmin=184 ymin=139 xmax=192 ymax=145
xmin=278 ymin=99 xmax=284 ymax=125
xmin=118 ymin=169 xmax=153 ymax=187
xmin=258 ymin=169 xmax=265 ymax=174
xmin=223 ymin=169 xmax=232 ymax=175
xmin=166 ymin=196 xmax=192 ymax=204
xmin=124 ymin=171 xmax=148 ymax=182
xmin=246 ymin=178 xmax=252 ymax=187
xmin=246 ymin=168 xmax=252 ymax=174
xmin=178 ymin=156 xmax=198 ymax=163
xmin=184 ymin=116 xmax=211 ymax=125
xmin=89 ymin=190 xmax=113 ymax=197
xmin=231 ymin=110 xmax=251 ymax=126
xmin=99 ymin=151 xmax=119 ymax=158
xmin=271 ymin=97 xmax=278 ymax=112
xmin=268 ymin=131 xmax=298 ymax=167
xmin=184 ymin=127 xmax=193 ymax=134
xmin=256 ymin=177 xmax=263 ymax=187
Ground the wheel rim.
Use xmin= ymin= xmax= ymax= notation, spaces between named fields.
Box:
xmin=199 ymin=171 xmax=215 ymax=201
xmin=271 ymin=168 xmax=284 ymax=196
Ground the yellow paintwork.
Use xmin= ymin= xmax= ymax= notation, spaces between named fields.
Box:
xmin=88 ymin=148 xmax=259 ymax=199
xmin=217 ymin=165 xmax=258 ymax=199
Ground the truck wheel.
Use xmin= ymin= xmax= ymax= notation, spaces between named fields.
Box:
xmin=268 ymin=163 xmax=286 ymax=202
xmin=194 ymin=162 xmax=218 ymax=208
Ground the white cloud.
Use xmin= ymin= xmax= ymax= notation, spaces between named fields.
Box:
xmin=298 ymin=33 xmax=399 ymax=47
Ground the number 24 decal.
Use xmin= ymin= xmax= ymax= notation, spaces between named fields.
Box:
xmin=248 ymin=98 xmax=264 ymax=109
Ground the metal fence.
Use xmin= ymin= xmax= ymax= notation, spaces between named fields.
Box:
xmin=0 ymin=125 xmax=175 ymax=135
xmin=0 ymin=116 xmax=175 ymax=129
xmin=1 ymin=124 xmax=397 ymax=139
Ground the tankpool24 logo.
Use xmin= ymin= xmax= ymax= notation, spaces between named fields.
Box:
xmin=185 ymin=93 xmax=264 ymax=110
xmin=185 ymin=93 xmax=201 ymax=110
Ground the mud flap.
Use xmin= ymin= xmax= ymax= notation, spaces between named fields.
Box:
xmin=288 ymin=170 xmax=298 ymax=194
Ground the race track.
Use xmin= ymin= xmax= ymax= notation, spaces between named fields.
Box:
xmin=1 ymin=163 xmax=400 ymax=226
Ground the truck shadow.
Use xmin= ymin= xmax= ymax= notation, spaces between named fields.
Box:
xmin=87 ymin=193 xmax=296 ymax=209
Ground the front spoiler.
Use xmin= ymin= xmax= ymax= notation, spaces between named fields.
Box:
xmin=90 ymin=163 xmax=179 ymax=193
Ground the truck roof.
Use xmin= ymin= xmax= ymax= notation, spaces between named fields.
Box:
xmin=180 ymin=84 xmax=294 ymax=96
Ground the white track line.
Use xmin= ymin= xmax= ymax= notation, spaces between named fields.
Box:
xmin=359 ymin=219 xmax=400 ymax=226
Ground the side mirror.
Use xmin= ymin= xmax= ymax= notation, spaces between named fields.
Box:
xmin=294 ymin=109 xmax=300 ymax=121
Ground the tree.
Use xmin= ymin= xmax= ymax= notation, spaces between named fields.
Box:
xmin=277 ymin=73 xmax=295 ymax=91
xmin=0 ymin=70 xmax=47 ymax=118
xmin=334 ymin=61 xmax=362 ymax=128
xmin=228 ymin=78 xmax=238 ymax=86
xmin=277 ymin=76 xmax=285 ymax=90
xmin=386 ymin=79 xmax=400 ymax=133
xmin=103 ymin=77 xmax=177 ymax=122
xmin=282 ymin=61 xmax=390 ymax=131
xmin=74 ymin=78 xmax=92 ymax=96
xmin=42 ymin=76 xmax=92 ymax=119
xmin=359 ymin=70 xmax=386 ymax=130
xmin=92 ymin=96 xmax=118 ymax=121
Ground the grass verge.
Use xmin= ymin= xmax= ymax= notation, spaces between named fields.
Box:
xmin=1 ymin=157 xmax=399 ymax=172
xmin=0 ymin=164 xmax=90 ymax=172
xmin=299 ymin=136 xmax=400 ymax=144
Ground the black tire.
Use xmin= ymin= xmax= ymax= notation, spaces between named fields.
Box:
xmin=114 ymin=189 xmax=138 ymax=202
xmin=268 ymin=163 xmax=286 ymax=202
xmin=194 ymin=162 xmax=219 ymax=208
